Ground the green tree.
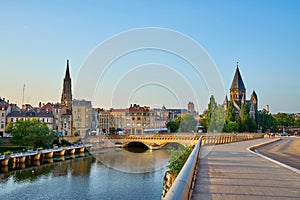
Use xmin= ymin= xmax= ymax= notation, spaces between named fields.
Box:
xmin=179 ymin=113 xmax=197 ymax=132
xmin=295 ymin=118 xmax=300 ymax=127
xmin=8 ymin=119 xmax=56 ymax=148
xmin=274 ymin=113 xmax=295 ymax=127
xmin=256 ymin=109 xmax=278 ymax=132
xmin=206 ymin=95 xmax=217 ymax=128
xmin=225 ymin=101 xmax=236 ymax=123
xmin=166 ymin=116 xmax=181 ymax=133
xmin=238 ymin=103 xmax=256 ymax=132
xmin=110 ymin=127 xmax=116 ymax=134
xmin=208 ymin=104 xmax=225 ymax=133
xmin=168 ymin=146 xmax=193 ymax=176
xmin=199 ymin=113 xmax=208 ymax=132
xmin=223 ymin=121 xmax=239 ymax=133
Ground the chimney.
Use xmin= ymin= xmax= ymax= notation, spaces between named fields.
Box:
xmin=39 ymin=102 xmax=42 ymax=108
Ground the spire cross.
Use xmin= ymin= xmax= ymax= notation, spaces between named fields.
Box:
xmin=237 ymin=61 xmax=239 ymax=67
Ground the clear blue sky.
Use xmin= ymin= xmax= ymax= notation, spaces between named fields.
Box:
xmin=0 ymin=0 xmax=299 ymax=113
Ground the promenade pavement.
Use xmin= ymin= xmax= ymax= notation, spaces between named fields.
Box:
xmin=191 ymin=138 xmax=300 ymax=200
xmin=257 ymin=137 xmax=300 ymax=170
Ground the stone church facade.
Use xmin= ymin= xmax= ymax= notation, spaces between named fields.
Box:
xmin=224 ymin=65 xmax=258 ymax=119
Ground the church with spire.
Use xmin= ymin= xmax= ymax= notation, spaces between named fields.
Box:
xmin=61 ymin=60 xmax=72 ymax=108
xmin=224 ymin=63 xmax=258 ymax=119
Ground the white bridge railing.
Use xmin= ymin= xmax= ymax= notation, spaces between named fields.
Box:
xmin=164 ymin=136 xmax=203 ymax=200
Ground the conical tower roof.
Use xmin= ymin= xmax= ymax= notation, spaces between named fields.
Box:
xmin=230 ymin=66 xmax=245 ymax=90
xmin=251 ymin=90 xmax=257 ymax=99
xmin=65 ymin=60 xmax=70 ymax=80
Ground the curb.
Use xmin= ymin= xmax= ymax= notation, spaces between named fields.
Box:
xmin=247 ymin=138 xmax=300 ymax=175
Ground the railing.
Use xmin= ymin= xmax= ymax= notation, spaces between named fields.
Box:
xmin=201 ymin=133 xmax=264 ymax=145
xmin=164 ymin=136 xmax=203 ymax=200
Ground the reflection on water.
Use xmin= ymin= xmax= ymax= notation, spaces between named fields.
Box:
xmin=0 ymin=148 xmax=170 ymax=200
xmin=94 ymin=147 xmax=170 ymax=173
xmin=125 ymin=147 xmax=148 ymax=153
xmin=0 ymin=153 xmax=93 ymax=183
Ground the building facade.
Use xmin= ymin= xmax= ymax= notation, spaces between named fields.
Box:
xmin=226 ymin=65 xmax=258 ymax=119
xmin=72 ymin=99 xmax=92 ymax=136
xmin=0 ymin=98 xmax=10 ymax=137
xmin=6 ymin=106 xmax=54 ymax=130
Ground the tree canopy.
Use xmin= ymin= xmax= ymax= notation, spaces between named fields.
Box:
xmin=273 ymin=113 xmax=294 ymax=127
xmin=5 ymin=119 xmax=56 ymax=149
xmin=256 ymin=109 xmax=278 ymax=132
xmin=167 ymin=113 xmax=197 ymax=133
xmin=237 ymin=103 xmax=257 ymax=132
xmin=166 ymin=116 xmax=181 ymax=133
xmin=207 ymin=104 xmax=225 ymax=133
xmin=179 ymin=113 xmax=197 ymax=132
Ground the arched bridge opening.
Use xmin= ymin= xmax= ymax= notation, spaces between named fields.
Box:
xmin=123 ymin=141 xmax=149 ymax=153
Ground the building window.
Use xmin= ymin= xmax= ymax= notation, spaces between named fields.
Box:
xmin=1 ymin=124 xmax=4 ymax=128
xmin=1 ymin=113 xmax=4 ymax=117
xmin=78 ymin=108 xmax=81 ymax=112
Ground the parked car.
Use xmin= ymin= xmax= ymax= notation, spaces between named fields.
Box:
xmin=279 ymin=132 xmax=290 ymax=136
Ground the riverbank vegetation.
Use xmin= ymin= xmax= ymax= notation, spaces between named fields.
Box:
xmin=0 ymin=146 xmax=32 ymax=154
xmin=166 ymin=95 xmax=289 ymax=134
xmin=168 ymin=146 xmax=193 ymax=176
xmin=5 ymin=119 xmax=57 ymax=149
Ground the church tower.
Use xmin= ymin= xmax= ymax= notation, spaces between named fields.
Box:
xmin=61 ymin=60 xmax=72 ymax=107
xmin=250 ymin=90 xmax=258 ymax=111
xmin=230 ymin=64 xmax=246 ymax=107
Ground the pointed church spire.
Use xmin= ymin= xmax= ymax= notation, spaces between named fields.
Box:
xmin=224 ymin=95 xmax=228 ymax=105
xmin=65 ymin=59 xmax=70 ymax=80
xmin=61 ymin=60 xmax=72 ymax=107
xmin=223 ymin=95 xmax=228 ymax=110
xmin=230 ymin=64 xmax=246 ymax=90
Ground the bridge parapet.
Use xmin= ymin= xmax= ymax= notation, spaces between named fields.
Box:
xmin=82 ymin=133 xmax=264 ymax=150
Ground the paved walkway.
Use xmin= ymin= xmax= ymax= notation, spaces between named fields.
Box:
xmin=191 ymin=138 xmax=300 ymax=200
xmin=257 ymin=137 xmax=300 ymax=170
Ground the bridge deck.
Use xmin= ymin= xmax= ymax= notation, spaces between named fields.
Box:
xmin=191 ymin=138 xmax=300 ymax=200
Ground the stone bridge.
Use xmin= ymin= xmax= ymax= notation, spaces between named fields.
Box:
xmin=82 ymin=134 xmax=200 ymax=150
xmin=82 ymin=133 xmax=264 ymax=150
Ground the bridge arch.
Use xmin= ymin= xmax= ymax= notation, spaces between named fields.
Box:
xmin=123 ymin=141 xmax=149 ymax=148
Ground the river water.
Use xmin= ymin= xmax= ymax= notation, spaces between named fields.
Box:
xmin=0 ymin=148 xmax=170 ymax=200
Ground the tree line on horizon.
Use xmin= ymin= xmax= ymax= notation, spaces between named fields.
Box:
xmin=167 ymin=95 xmax=300 ymax=133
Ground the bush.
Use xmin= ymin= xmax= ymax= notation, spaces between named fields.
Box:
xmin=168 ymin=146 xmax=193 ymax=176
xmin=52 ymin=138 xmax=71 ymax=147
xmin=74 ymin=132 xmax=79 ymax=136
xmin=0 ymin=146 xmax=29 ymax=154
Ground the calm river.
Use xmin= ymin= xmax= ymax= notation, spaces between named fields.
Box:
xmin=0 ymin=148 xmax=170 ymax=200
